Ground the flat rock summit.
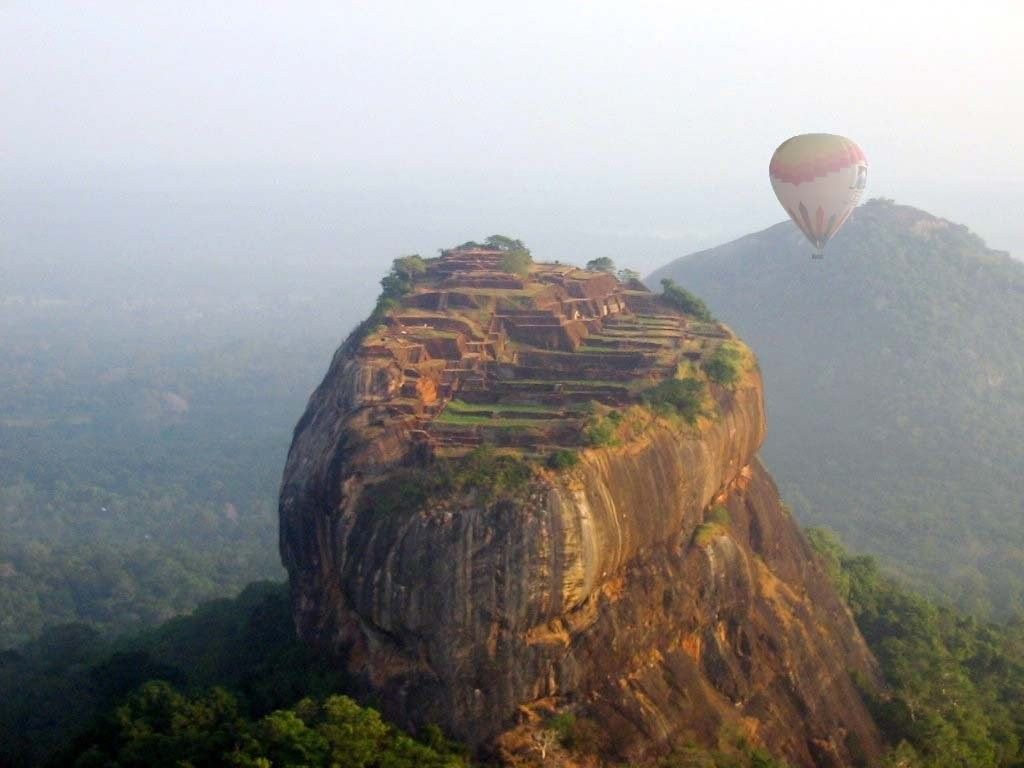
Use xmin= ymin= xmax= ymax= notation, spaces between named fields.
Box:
xmin=279 ymin=244 xmax=885 ymax=766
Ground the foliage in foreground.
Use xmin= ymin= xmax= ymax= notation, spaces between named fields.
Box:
xmin=808 ymin=528 xmax=1024 ymax=768
xmin=1 ymin=582 xmax=469 ymax=768
xmin=21 ymin=536 xmax=1024 ymax=768
xmin=2 ymin=577 xmax=796 ymax=768
xmin=68 ymin=683 xmax=466 ymax=768
xmin=0 ymin=582 xmax=342 ymax=767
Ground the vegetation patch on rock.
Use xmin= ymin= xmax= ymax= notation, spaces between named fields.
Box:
xmin=361 ymin=445 xmax=537 ymax=517
xmin=660 ymin=277 xmax=714 ymax=322
xmin=704 ymin=342 xmax=744 ymax=387
xmin=643 ymin=377 xmax=706 ymax=422
xmin=694 ymin=505 xmax=732 ymax=547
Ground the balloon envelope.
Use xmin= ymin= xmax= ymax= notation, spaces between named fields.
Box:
xmin=769 ymin=134 xmax=867 ymax=256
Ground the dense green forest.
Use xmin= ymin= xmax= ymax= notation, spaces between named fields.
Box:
xmin=4 ymin=214 xmax=1023 ymax=764
xmin=650 ymin=200 xmax=1024 ymax=618
xmin=0 ymin=582 xmax=471 ymax=767
xmin=3 ymin=530 xmax=1022 ymax=767
xmin=0 ymin=582 xmax=789 ymax=767
xmin=809 ymin=530 xmax=1024 ymax=767
xmin=0 ymin=293 xmax=346 ymax=647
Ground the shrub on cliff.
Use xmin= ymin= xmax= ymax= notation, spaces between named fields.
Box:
xmin=363 ymin=445 xmax=536 ymax=515
xmin=392 ymin=254 xmax=426 ymax=280
xmin=660 ymin=278 xmax=714 ymax=322
xmin=546 ymin=449 xmax=580 ymax=471
xmin=366 ymin=470 xmax=434 ymax=519
xmin=473 ymin=234 xmax=533 ymax=277
xmin=693 ymin=507 xmax=732 ymax=548
xmin=484 ymin=234 xmax=528 ymax=252
xmin=500 ymin=249 xmax=532 ymax=278
xmin=703 ymin=343 xmax=743 ymax=387
xmin=346 ymin=256 xmax=426 ymax=346
xmin=583 ymin=410 xmax=622 ymax=448
xmin=586 ymin=257 xmax=615 ymax=273
xmin=706 ymin=505 xmax=730 ymax=527
xmin=380 ymin=255 xmax=425 ymax=300
xmin=544 ymin=712 xmax=608 ymax=757
xmin=448 ymin=444 xmax=534 ymax=502
xmin=617 ymin=268 xmax=643 ymax=287
xmin=643 ymin=377 xmax=705 ymax=422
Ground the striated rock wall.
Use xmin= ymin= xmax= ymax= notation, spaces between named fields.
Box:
xmin=279 ymin=349 xmax=884 ymax=766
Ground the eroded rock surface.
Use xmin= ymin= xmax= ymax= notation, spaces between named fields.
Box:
xmin=279 ymin=247 xmax=884 ymax=766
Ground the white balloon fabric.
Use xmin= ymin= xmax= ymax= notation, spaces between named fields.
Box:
xmin=769 ymin=134 xmax=868 ymax=258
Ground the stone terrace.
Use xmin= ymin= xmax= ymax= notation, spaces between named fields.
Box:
xmin=357 ymin=246 xmax=724 ymax=455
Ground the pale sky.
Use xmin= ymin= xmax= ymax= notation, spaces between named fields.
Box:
xmin=3 ymin=1 xmax=1023 ymax=278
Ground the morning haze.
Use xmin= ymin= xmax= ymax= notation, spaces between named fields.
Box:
xmin=6 ymin=3 xmax=1024 ymax=766
xmin=3 ymin=1 xmax=1022 ymax=303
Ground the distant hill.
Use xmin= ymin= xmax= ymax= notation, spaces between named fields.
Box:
xmin=650 ymin=199 xmax=1024 ymax=616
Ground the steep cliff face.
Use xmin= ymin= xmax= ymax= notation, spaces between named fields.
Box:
xmin=279 ymin=248 xmax=884 ymax=766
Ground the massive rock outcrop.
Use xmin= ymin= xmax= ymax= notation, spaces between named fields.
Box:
xmin=279 ymin=246 xmax=884 ymax=766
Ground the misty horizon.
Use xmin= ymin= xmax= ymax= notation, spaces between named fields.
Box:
xmin=4 ymin=2 xmax=1022 ymax=307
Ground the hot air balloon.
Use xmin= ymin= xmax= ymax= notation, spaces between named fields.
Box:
xmin=769 ymin=133 xmax=867 ymax=259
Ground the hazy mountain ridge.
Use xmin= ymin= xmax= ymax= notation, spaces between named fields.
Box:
xmin=650 ymin=199 xmax=1024 ymax=616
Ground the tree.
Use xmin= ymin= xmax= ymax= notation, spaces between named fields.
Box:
xmin=392 ymin=255 xmax=426 ymax=280
xmin=87 ymin=681 xmax=256 ymax=767
xmin=257 ymin=709 xmax=328 ymax=767
xmin=315 ymin=695 xmax=390 ymax=767
xmin=484 ymin=235 xmax=528 ymax=253
xmin=63 ymin=685 xmax=470 ymax=767
xmin=586 ymin=257 xmax=615 ymax=273
xmin=808 ymin=530 xmax=1024 ymax=768
xmin=617 ymin=268 xmax=641 ymax=283
xmin=660 ymin=278 xmax=714 ymax=322
xmin=703 ymin=343 xmax=742 ymax=387
xmin=500 ymin=250 xmax=532 ymax=278
xmin=381 ymin=256 xmax=425 ymax=300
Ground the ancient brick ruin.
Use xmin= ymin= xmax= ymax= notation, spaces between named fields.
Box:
xmin=357 ymin=246 xmax=731 ymax=454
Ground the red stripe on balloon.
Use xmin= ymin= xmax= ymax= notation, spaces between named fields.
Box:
xmin=769 ymin=140 xmax=867 ymax=186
